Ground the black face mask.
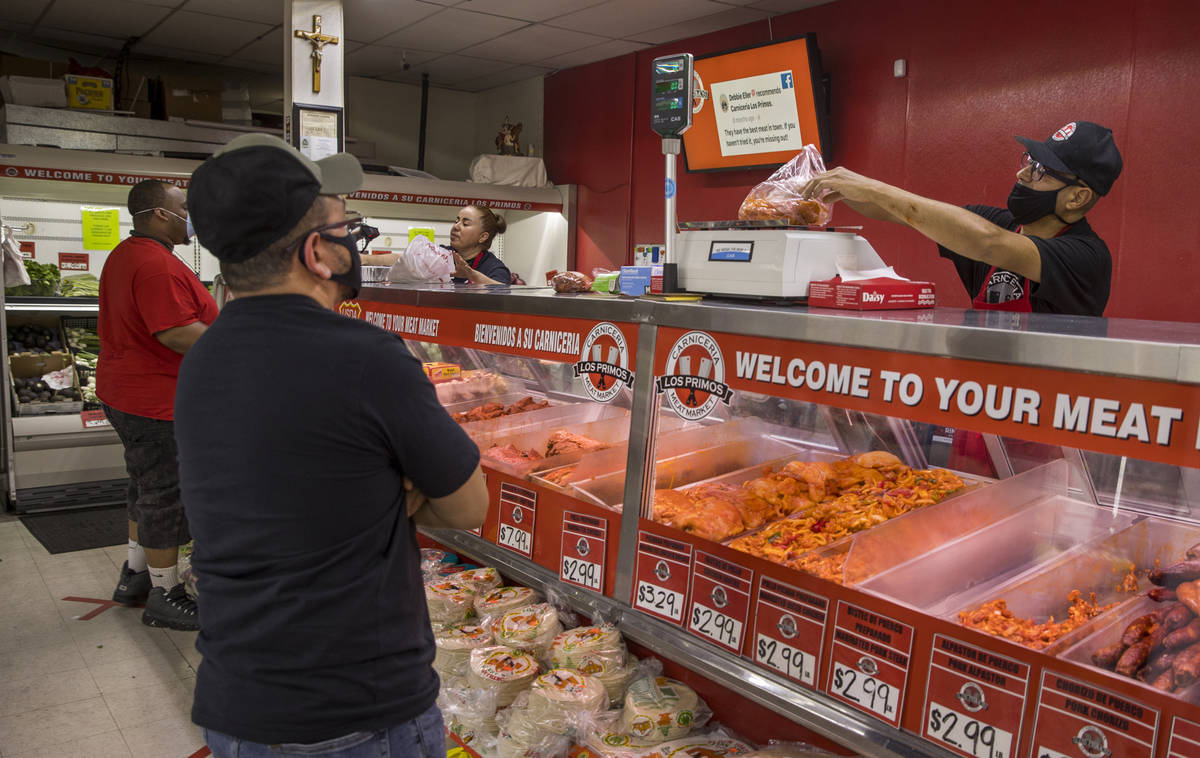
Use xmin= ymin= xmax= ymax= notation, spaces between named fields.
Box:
xmin=298 ymin=232 xmax=361 ymax=300
xmin=1006 ymin=182 xmax=1070 ymax=226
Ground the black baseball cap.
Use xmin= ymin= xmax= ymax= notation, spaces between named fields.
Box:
xmin=1015 ymin=120 xmax=1122 ymax=196
xmin=188 ymin=133 xmax=363 ymax=263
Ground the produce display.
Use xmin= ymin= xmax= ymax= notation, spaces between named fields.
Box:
xmin=959 ymin=591 xmax=1118 ymax=651
xmin=5 ymin=260 xmax=59 ymax=296
xmin=454 ymin=396 xmax=549 ymax=424
xmin=61 ymin=274 xmax=99 ymax=297
xmin=7 ymin=323 xmax=64 ymax=355
xmin=12 ymin=375 xmax=81 ymax=405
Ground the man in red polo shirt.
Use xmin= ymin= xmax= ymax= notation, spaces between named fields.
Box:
xmin=98 ymin=178 xmax=218 ymax=630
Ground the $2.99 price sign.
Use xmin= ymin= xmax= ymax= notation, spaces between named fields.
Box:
xmin=928 ymin=702 xmax=1013 ymax=758
xmin=690 ymin=603 xmax=742 ymax=650
xmin=831 ymin=661 xmax=900 ymax=721
xmin=756 ymin=635 xmax=815 ymax=686
xmin=686 ymin=550 xmax=753 ymax=654
xmin=561 ymin=555 xmax=601 ymax=591
xmin=560 ymin=511 xmax=606 ymax=593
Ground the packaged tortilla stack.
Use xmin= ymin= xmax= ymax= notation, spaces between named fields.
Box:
xmin=425 ymin=580 xmax=476 ymax=625
xmin=451 ymin=566 xmax=502 ymax=596
xmin=618 ymin=677 xmax=701 ymax=745
xmin=549 ymin=625 xmax=633 ymax=704
xmin=475 ymin=585 xmax=541 ymax=620
xmin=434 ymin=624 xmax=494 ymax=678
xmin=467 ymin=646 xmax=540 ymax=708
xmin=496 ymin=706 xmax=567 ymax=758
xmin=492 ymin=603 xmax=564 ymax=662
xmin=526 ymin=669 xmax=608 ymax=733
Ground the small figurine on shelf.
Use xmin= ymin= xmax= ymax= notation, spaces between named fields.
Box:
xmin=495 ymin=116 xmax=522 ymax=156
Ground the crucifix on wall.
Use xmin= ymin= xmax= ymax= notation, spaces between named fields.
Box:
xmin=294 ymin=14 xmax=339 ymax=94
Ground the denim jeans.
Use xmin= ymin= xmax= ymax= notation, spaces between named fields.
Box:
xmin=203 ymin=703 xmax=445 ymax=758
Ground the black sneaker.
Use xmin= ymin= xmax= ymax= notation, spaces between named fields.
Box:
xmin=142 ymin=584 xmax=199 ymax=631
xmin=112 ymin=561 xmax=151 ymax=605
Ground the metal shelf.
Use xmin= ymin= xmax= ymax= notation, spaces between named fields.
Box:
xmin=428 ymin=529 xmax=958 ymax=758
xmin=4 ymin=297 xmax=99 ymax=312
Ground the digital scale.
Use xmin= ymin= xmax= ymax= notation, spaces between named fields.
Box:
xmin=651 ymin=53 xmax=886 ymax=300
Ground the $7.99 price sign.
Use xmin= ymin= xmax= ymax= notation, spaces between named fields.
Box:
xmin=831 ymin=661 xmax=900 ymax=721
xmin=928 ymin=702 xmax=1013 ymax=758
xmin=496 ymin=483 xmax=535 ymax=557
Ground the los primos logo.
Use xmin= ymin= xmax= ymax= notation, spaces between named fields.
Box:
xmin=575 ymin=322 xmax=633 ymax=403
xmin=656 ymin=330 xmax=733 ymax=421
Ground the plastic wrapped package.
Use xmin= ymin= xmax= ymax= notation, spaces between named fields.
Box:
xmin=549 ymin=625 xmax=632 ymax=704
xmin=467 ymin=646 xmax=541 ymax=708
xmin=578 ymin=716 xmax=746 ymax=757
xmin=525 ymin=669 xmax=608 ymax=734
xmin=425 ymin=580 xmax=477 ymax=625
xmin=450 ymin=566 xmax=502 ymax=596
xmin=476 ymin=585 xmax=542 ymax=620
xmin=492 ymin=603 xmax=565 ymax=662
xmin=617 ymin=677 xmax=707 ymax=746
xmin=387 ymin=236 xmax=454 ymax=283
xmin=495 ymin=700 xmax=572 ymax=758
xmin=550 ymin=270 xmax=593 ymax=293
xmin=737 ymin=145 xmax=833 ymax=227
xmin=434 ymin=623 xmax=494 ymax=678
xmin=439 ymin=676 xmax=500 ymax=749
xmin=741 ymin=745 xmax=848 ymax=757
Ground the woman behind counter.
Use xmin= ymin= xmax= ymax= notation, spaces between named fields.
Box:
xmin=362 ymin=204 xmax=512 ymax=285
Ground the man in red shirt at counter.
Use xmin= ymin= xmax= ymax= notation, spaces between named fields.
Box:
xmin=98 ymin=178 xmax=218 ymax=630
xmin=800 ymin=120 xmax=1122 ymax=317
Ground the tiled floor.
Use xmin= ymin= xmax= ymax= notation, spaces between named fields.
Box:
xmin=0 ymin=518 xmax=206 ymax=758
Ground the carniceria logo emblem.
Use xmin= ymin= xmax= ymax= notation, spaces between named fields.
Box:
xmin=575 ymin=322 xmax=633 ymax=403
xmin=655 ymin=331 xmax=733 ymax=421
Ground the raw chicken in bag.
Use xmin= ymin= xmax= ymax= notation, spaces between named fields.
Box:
xmin=738 ymin=144 xmax=834 ymax=226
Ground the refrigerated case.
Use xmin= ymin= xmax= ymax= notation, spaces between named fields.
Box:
xmin=0 ymin=143 xmax=574 ymax=510
xmin=354 ymin=283 xmax=1200 ymax=758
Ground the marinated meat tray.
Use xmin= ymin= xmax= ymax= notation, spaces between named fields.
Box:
xmin=447 ymin=393 xmax=628 ymax=440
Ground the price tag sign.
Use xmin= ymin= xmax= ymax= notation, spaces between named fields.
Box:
xmin=824 ymin=601 xmax=913 ymax=727
xmin=922 ymin=635 xmax=1029 ymax=758
xmin=1031 ymin=671 xmax=1158 ymax=758
xmin=58 ymin=252 xmax=89 ymax=271
xmin=560 ymin=511 xmax=606 ymax=593
xmin=686 ymin=550 xmax=753 ymax=654
xmin=80 ymin=409 xmax=110 ymax=428
xmin=751 ymin=576 xmax=827 ymax=688
xmin=18 ymin=241 xmax=34 ymax=260
xmin=631 ymin=530 xmax=691 ymax=625
xmin=495 ymin=482 xmax=535 ymax=557
xmin=1168 ymin=716 xmax=1200 ymax=758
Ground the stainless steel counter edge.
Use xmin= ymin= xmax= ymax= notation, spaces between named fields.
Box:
xmin=359 ymin=285 xmax=1200 ymax=384
xmin=427 ymin=528 xmax=959 ymax=758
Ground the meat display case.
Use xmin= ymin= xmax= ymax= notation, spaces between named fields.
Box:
xmin=353 ymin=283 xmax=1200 ymax=758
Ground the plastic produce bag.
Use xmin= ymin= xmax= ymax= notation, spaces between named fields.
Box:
xmin=738 ymin=144 xmax=833 ymax=227
xmin=550 ymin=270 xmax=593 ymax=293
xmin=387 ymin=236 xmax=454 ymax=282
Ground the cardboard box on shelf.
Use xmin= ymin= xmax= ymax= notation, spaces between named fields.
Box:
xmin=422 ymin=362 xmax=461 ymax=383
xmin=9 ymin=352 xmax=83 ymax=416
xmin=65 ymin=75 xmax=113 ymax=110
xmin=808 ymin=276 xmax=936 ymax=310
xmin=0 ymin=74 xmax=66 ymax=108
xmin=165 ymin=86 xmax=222 ymax=122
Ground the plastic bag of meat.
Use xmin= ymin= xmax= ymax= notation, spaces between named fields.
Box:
xmin=388 ymin=236 xmax=455 ymax=283
xmin=737 ymin=144 xmax=834 ymax=227
xmin=550 ymin=270 xmax=593 ymax=293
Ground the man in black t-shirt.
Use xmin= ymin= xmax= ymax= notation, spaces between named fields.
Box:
xmin=178 ymin=133 xmax=488 ymax=757
xmin=800 ymin=120 xmax=1123 ymax=316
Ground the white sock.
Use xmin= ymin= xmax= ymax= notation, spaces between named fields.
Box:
xmin=127 ymin=540 xmax=148 ymax=572
xmin=148 ymin=564 xmax=179 ymax=590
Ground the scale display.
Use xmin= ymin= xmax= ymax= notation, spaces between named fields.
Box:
xmin=651 ymin=53 xmax=694 ymax=138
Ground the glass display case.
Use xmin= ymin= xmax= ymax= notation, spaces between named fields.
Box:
xmin=356 ymin=282 xmax=1200 ymax=758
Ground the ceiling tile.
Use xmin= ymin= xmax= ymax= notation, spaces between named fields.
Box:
xmin=447 ymin=0 xmax=609 ymax=23
xmin=24 ymin=27 xmax=127 ymax=56
xmin=537 ymin=38 xmax=647 ymax=70
xmin=134 ymin=42 xmax=223 ymax=64
xmin=630 ymin=7 xmax=766 ymax=44
xmin=140 ymin=10 xmax=273 ymax=57
xmin=414 ymin=0 xmax=463 ymax=6
xmin=39 ymin=0 xmax=173 ymax=39
xmin=745 ymin=0 xmax=835 ymax=12
xmin=374 ymin=8 xmax=528 ymax=54
xmin=6 ymin=0 xmax=53 ymax=25
xmin=178 ymin=0 xmax=284 ymax=24
xmin=223 ymin=26 xmax=284 ymax=65
xmin=342 ymin=0 xmax=441 ymax=44
xmin=466 ymin=63 xmax=552 ymax=93
xmin=346 ymin=44 xmax=438 ymax=78
xmin=383 ymin=54 xmax=513 ymax=87
xmin=547 ymin=0 xmax=729 ymax=38
xmin=467 ymin=25 xmax=608 ymax=65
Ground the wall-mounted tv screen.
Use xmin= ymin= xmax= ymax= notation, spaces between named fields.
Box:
xmin=683 ymin=34 xmax=830 ymax=173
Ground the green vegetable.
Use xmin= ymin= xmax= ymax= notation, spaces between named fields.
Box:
xmin=61 ymin=274 xmax=99 ymax=297
xmin=6 ymin=261 xmax=61 ymax=297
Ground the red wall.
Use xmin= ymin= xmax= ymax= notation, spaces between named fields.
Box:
xmin=544 ymin=0 xmax=1200 ymax=322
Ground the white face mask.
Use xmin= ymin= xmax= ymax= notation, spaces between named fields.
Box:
xmin=134 ymin=207 xmax=193 ymax=244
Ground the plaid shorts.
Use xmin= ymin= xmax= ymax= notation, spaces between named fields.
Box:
xmin=103 ymin=404 xmax=190 ymax=549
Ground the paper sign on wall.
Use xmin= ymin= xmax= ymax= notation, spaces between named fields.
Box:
xmin=81 ymin=207 xmax=120 ymax=250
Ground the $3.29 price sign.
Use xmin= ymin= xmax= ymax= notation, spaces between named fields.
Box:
xmin=636 ymin=581 xmax=684 ymax=621
xmin=928 ymin=702 xmax=1013 ymax=758
xmin=632 ymin=530 xmax=691 ymax=625
xmin=756 ymin=635 xmax=815 ymax=685
xmin=831 ymin=661 xmax=900 ymax=721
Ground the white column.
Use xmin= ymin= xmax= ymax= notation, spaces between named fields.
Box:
xmin=283 ymin=0 xmax=345 ymax=147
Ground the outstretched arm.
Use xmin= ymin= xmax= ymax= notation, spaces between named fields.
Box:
xmin=802 ymin=168 xmax=1043 ymax=281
